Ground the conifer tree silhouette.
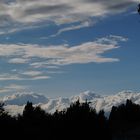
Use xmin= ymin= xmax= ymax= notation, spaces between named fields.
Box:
xmin=2 ymin=99 xmax=140 ymax=139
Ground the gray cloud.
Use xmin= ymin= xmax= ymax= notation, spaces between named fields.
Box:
xmin=106 ymin=1 xmax=136 ymax=11
xmin=84 ymin=0 xmax=138 ymax=14
xmin=23 ymin=4 xmax=73 ymax=16
xmin=0 ymin=0 xmax=138 ymax=34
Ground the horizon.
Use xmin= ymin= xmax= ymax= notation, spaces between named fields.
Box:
xmin=2 ymin=89 xmax=140 ymax=117
xmin=0 ymin=89 xmax=139 ymax=99
xmin=0 ymin=0 xmax=139 ymax=98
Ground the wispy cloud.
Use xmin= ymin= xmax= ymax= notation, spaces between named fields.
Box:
xmin=0 ymin=84 xmax=27 ymax=93
xmin=30 ymin=76 xmax=50 ymax=80
xmin=0 ymin=0 xmax=138 ymax=34
xmin=8 ymin=58 xmax=29 ymax=64
xmin=0 ymin=73 xmax=50 ymax=81
xmin=21 ymin=71 xmax=42 ymax=77
xmin=43 ymin=20 xmax=95 ymax=39
xmin=20 ymin=70 xmax=50 ymax=79
xmin=0 ymin=35 xmax=127 ymax=66
xmin=0 ymin=74 xmax=23 ymax=81
xmin=0 ymin=35 xmax=127 ymax=81
xmin=96 ymin=35 xmax=128 ymax=45
xmin=30 ymin=62 xmax=60 ymax=69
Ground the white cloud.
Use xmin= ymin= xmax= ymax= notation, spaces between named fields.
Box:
xmin=0 ymin=74 xmax=23 ymax=81
xmin=31 ymin=76 xmax=50 ymax=80
xmin=0 ymin=84 xmax=27 ymax=93
xmin=8 ymin=58 xmax=29 ymax=64
xmin=0 ymin=73 xmax=50 ymax=81
xmin=0 ymin=88 xmax=11 ymax=93
xmin=0 ymin=35 xmax=127 ymax=81
xmin=21 ymin=71 xmax=43 ymax=76
xmin=1 ymin=35 xmax=127 ymax=66
xmin=7 ymin=84 xmax=26 ymax=90
xmin=0 ymin=0 xmax=138 ymax=34
xmin=30 ymin=62 xmax=60 ymax=69
xmin=96 ymin=35 xmax=128 ymax=45
xmin=46 ymin=20 xmax=95 ymax=38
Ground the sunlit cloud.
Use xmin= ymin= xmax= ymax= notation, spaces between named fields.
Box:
xmin=0 ymin=35 xmax=127 ymax=81
xmin=1 ymin=35 xmax=127 ymax=66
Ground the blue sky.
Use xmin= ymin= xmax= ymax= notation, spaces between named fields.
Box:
xmin=0 ymin=0 xmax=139 ymax=97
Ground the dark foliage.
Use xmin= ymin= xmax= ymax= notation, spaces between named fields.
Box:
xmin=1 ymin=99 xmax=140 ymax=140
xmin=109 ymin=100 xmax=140 ymax=139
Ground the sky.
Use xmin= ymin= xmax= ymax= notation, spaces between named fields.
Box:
xmin=0 ymin=0 xmax=139 ymax=97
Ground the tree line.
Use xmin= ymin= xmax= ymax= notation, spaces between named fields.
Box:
xmin=0 ymin=100 xmax=140 ymax=140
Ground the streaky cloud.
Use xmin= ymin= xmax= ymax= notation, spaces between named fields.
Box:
xmin=0 ymin=0 xmax=138 ymax=34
